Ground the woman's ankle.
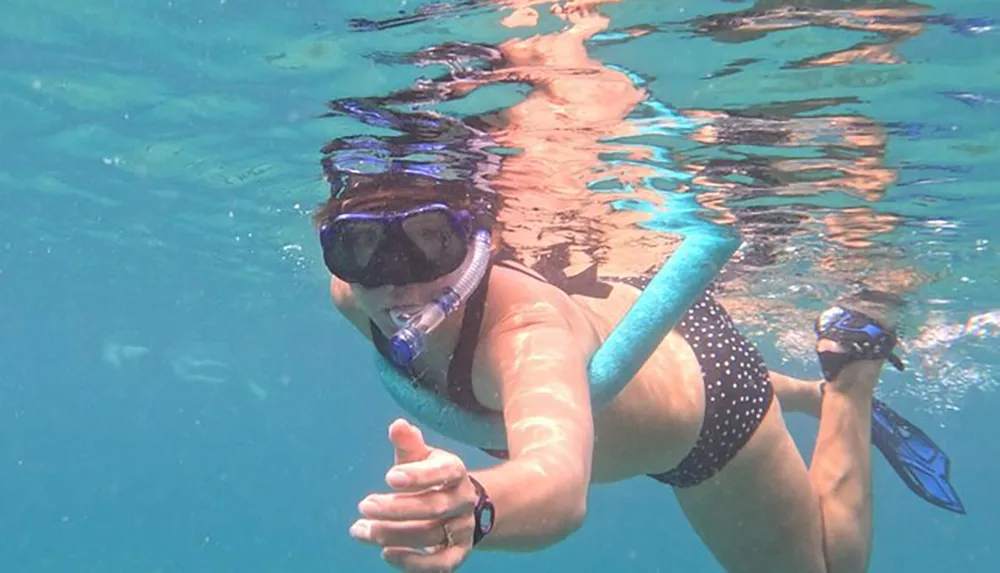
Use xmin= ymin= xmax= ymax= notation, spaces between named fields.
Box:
xmin=823 ymin=360 xmax=883 ymax=398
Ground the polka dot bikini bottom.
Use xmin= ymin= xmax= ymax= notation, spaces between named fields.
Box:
xmin=648 ymin=292 xmax=775 ymax=488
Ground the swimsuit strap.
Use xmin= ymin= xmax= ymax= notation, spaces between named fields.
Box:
xmin=369 ymin=265 xmax=494 ymax=414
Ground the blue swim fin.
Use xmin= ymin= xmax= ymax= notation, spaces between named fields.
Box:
xmin=870 ymin=398 xmax=966 ymax=514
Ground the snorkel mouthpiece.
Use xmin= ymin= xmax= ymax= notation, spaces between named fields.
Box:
xmin=389 ymin=229 xmax=492 ymax=367
xmin=389 ymin=290 xmax=456 ymax=366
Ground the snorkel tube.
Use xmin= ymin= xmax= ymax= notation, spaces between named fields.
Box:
xmin=388 ymin=228 xmax=492 ymax=367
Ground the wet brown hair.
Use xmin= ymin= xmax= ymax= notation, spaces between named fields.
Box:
xmin=312 ymin=172 xmax=498 ymax=228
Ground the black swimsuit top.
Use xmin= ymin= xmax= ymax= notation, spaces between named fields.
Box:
xmin=370 ymin=262 xmax=497 ymax=415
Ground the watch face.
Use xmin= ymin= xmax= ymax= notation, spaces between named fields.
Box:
xmin=479 ymin=504 xmax=494 ymax=534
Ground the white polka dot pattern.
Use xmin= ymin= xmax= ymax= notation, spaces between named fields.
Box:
xmin=649 ymin=293 xmax=774 ymax=488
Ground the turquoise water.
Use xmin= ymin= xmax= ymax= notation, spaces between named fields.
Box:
xmin=2 ymin=0 xmax=998 ymax=571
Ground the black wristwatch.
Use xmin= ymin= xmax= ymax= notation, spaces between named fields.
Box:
xmin=468 ymin=476 xmax=495 ymax=546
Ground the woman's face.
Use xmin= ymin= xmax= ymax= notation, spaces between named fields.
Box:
xmin=329 ymin=186 xmax=491 ymax=331
xmin=350 ymin=239 xmax=478 ymax=332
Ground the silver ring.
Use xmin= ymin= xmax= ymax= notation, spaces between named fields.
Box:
xmin=441 ymin=522 xmax=456 ymax=548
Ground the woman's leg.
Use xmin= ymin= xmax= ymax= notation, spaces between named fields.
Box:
xmin=806 ymin=348 xmax=883 ymax=573
xmin=770 ymin=370 xmax=823 ymax=417
xmin=765 ymin=352 xmax=890 ymax=571
xmin=670 ymin=336 xmax=888 ymax=573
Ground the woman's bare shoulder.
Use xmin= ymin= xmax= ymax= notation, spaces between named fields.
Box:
xmin=483 ymin=265 xmax=605 ymax=350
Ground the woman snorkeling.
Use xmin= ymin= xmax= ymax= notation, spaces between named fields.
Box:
xmin=317 ymin=2 xmax=962 ymax=572
xmin=318 ymin=172 xmax=959 ymax=573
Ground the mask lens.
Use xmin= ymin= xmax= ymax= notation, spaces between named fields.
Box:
xmin=402 ymin=208 xmax=471 ymax=277
xmin=338 ymin=219 xmax=385 ymax=268
xmin=321 ymin=218 xmax=385 ymax=282
xmin=321 ymin=204 xmax=474 ymax=287
xmin=401 ymin=211 xmax=458 ymax=260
